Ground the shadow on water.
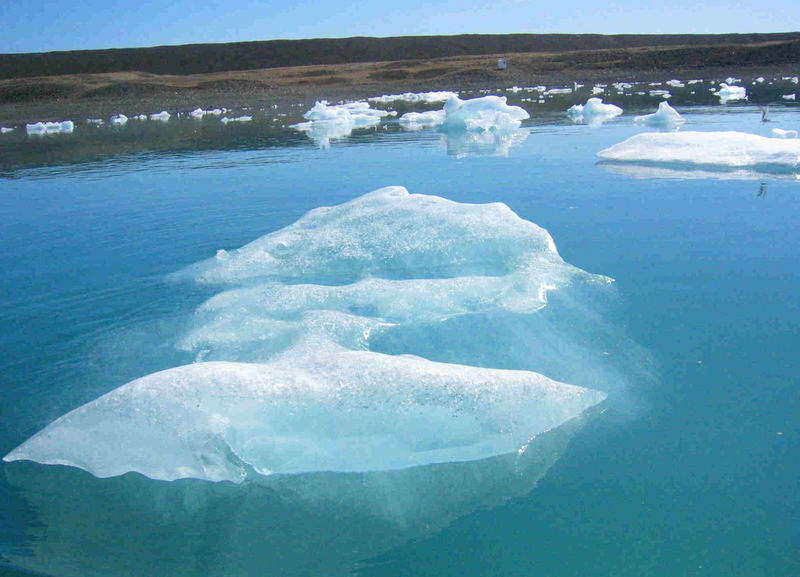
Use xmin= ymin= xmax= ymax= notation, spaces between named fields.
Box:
xmin=0 ymin=404 xmax=603 ymax=577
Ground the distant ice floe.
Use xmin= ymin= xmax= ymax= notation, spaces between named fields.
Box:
xmin=190 ymin=108 xmax=225 ymax=119
xmin=666 ymin=80 xmax=685 ymax=88
xmin=545 ymin=87 xmax=573 ymax=96
xmin=714 ymin=83 xmax=747 ymax=104
xmin=1 ymin=127 xmax=14 ymax=134
xmin=782 ymin=94 xmax=796 ymax=101
xmin=567 ymin=98 xmax=622 ymax=126
xmin=292 ymin=100 xmax=391 ymax=148
xmin=87 ymin=118 xmax=103 ymax=125
xmin=397 ymin=95 xmax=530 ymax=156
xmin=110 ymin=114 xmax=128 ymax=126
xmin=5 ymin=186 xmax=610 ymax=482
xmin=648 ymin=90 xmax=671 ymax=99
xmin=772 ymin=128 xmax=798 ymax=139
xmin=633 ymin=101 xmax=685 ymax=128
xmin=592 ymin=85 xmax=605 ymax=95
xmin=598 ymin=131 xmax=800 ymax=174
xmin=149 ymin=111 xmax=171 ymax=122
xmin=25 ymin=121 xmax=74 ymax=135
xmin=368 ymin=91 xmax=458 ymax=104
xmin=221 ymin=116 xmax=253 ymax=124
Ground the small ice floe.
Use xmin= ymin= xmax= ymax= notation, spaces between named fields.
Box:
xmin=149 ymin=111 xmax=171 ymax=122
xmin=782 ymin=94 xmax=796 ymax=101
xmin=292 ymin=100 xmax=391 ymax=148
xmin=687 ymin=79 xmax=703 ymax=85
xmin=612 ymin=82 xmax=633 ymax=91
xmin=567 ymin=98 xmax=622 ymax=125
xmin=544 ymin=87 xmax=573 ymax=96
xmin=1 ymin=127 xmax=14 ymax=134
xmin=598 ymin=131 xmax=800 ymax=172
xmin=398 ymin=110 xmax=446 ymax=131
xmin=25 ymin=121 xmax=74 ymax=135
xmin=714 ymin=83 xmax=747 ymax=104
xmin=190 ymin=108 xmax=225 ymax=119
xmin=666 ymin=79 xmax=685 ymax=88
xmin=132 ymin=114 xmax=148 ymax=121
xmin=221 ymin=116 xmax=253 ymax=124
xmin=725 ymin=76 xmax=741 ymax=84
xmin=633 ymin=101 xmax=685 ymax=128
xmin=368 ymin=91 xmax=457 ymax=104
xmin=754 ymin=77 xmax=766 ymax=84
xmin=86 ymin=118 xmax=103 ymax=125
xmin=592 ymin=85 xmax=605 ymax=95
xmin=649 ymin=90 xmax=672 ymax=99
xmin=110 ymin=114 xmax=128 ymax=126
xmin=771 ymin=128 xmax=798 ymax=139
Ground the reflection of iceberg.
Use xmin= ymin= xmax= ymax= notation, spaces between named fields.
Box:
xmin=633 ymin=101 xmax=685 ymax=128
xmin=441 ymin=127 xmax=529 ymax=157
xmin=291 ymin=101 xmax=391 ymax=148
xmin=600 ymin=162 xmax=800 ymax=181
xmin=598 ymin=131 xmax=800 ymax=173
xmin=6 ymin=187 xmax=607 ymax=482
xmin=567 ymin=98 xmax=622 ymax=125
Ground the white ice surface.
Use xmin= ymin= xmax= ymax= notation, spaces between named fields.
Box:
xmin=567 ymin=98 xmax=622 ymax=125
xmin=150 ymin=111 xmax=171 ymax=122
xmin=25 ymin=121 xmax=74 ymax=135
xmin=782 ymin=94 xmax=796 ymax=101
xmin=221 ymin=116 xmax=253 ymax=124
xmin=5 ymin=186 xmax=607 ymax=482
xmin=772 ymin=128 xmax=798 ymax=139
xmin=291 ymin=101 xmax=390 ymax=148
xmin=369 ymin=91 xmax=458 ymax=104
xmin=1 ymin=127 xmax=14 ymax=134
xmin=633 ymin=101 xmax=685 ymax=128
xmin=714 ymin=83 xmax=747 ymax=104
xmin=598 ymin=131 xmax=800 ymax=169
xmin=110 ymin=114 xmax=128 ymax=126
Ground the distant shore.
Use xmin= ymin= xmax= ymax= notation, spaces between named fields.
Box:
xmin=1 ymin=33 xmax=799 ymax=125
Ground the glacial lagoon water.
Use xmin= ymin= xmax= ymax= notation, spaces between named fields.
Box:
xmin=1 ymin=102 xmax=799 ymax=576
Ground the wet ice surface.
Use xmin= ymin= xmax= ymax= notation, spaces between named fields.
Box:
xmin=1 ymin=101 xmax=799 ymax=577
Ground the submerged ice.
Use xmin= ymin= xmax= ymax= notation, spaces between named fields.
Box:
xmin=5 ymin=187 xmax=610 ymax=482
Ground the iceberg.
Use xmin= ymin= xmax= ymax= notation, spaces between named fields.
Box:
xmin=190 ymin=107 xmax=225 ymax=119
xmin=1 ymin=126 xmax=14 ymax=134
xmin=291 ymin=100 xmax=391 ymax=148
xmin=5 ymin=187 xmax=610 ymax=482
xmin=666 ymin=80 xmax=685 ymax=88
xmin=110 ymin=114 xmax=128 ymax=126
xmin=567 ymin=98 xmax=623 ymax=125
xmin=398 ymin=95 xmax=528 ymax=134
xmin=398 ymin=109 xmax=446 ymax=130
xmin=598 ymin=131 xmax=800 ymax=171
xmin=221 ymin=115 xmax=253 ymax=124
xmin=87 ymin=118 xmax=103 ymax=125
xmin=782 ymin=94 xmax=796 ymax=101
xmin=368 ymin=91 xmax=458 ymax=104
xmin=648 ymin=90 xmax=671 ymax=99
xmin=149 ymin=110 xmax=171 ymax=122
xmin=714 ymin=83 xmax=747 ymax=104
xmin=25 ymin=121 xmax=74 ymax=135
xmin=633 ymin=101 xmax=685 ymax=128
xmin=772 ymin=128 xmax=798 ymax=139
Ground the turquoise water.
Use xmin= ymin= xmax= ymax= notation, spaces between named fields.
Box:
xmin=1 ymin=105 xmax=799 ymax=576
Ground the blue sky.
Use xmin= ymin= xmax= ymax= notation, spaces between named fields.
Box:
xmin=1 ymin=0 xmax=798 ymax=54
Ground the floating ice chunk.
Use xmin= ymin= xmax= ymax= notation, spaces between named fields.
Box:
xmin=725 ymin=76 xmax=741 ymax=84
xmin=598 ymin=131 xmax=800 ymax=170
xmin=190 ymin=108 xmax=224 ymax=119
xmin=25 ymin=121 xmax=74 ymax=135
xmin=544 ymin=87 xmax=572 ymax=95
xmin=368 ymin=91 xmax=458 ymax=104
xmin=399 ymin=95 xmax=528 ymax=136
xmin=687 ymin=79 xmax=703 ymax=85
xmin=110 ymin=114 xmax=128 ymax=126
xmin=782 ymin=94 xmax=796 ymax=101
xmin=221 ymin=116 xmax=253 ymax=124
xmin=150 ymin=110 xmax=171 ymax=122
xmin=666 ymin=79 xmax=685 ymax=88
xmin=3 ymin=350 xmax=606 ymax=482
xmin=592 ymin=85 xmax=605 ymax=95
xmin=398 ymin=110 xmax=446 ymax=130
xmin=714 ymin=83 xmax=747 ymax=104
xmin=567 ymin=98 xmax=622 ymax=125
xmin=291 ymin=100 xmax=390 ymax=148
xmin=1 ymin=127 xmax=14 ymax=134
xmin=612 ymin=82 xmax=633 ymax=91
xmin=633 ymin=101 xmax=685 ymax=128
xmin=754 ymin=77 xmax=765 ymax=84
xmin=134 ymin=114 xmax=148 ymax=121
xmin=649 ymin=89 xmax=671 ymax=99
xmin=86 ymin=118 xmax=103 ymax=125
xmin=771 ymin=128 xmax=798 ymax=139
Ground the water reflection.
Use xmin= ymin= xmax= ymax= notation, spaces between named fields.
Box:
xmin=599 ymin=160 xmax=800 ymax=181
xmin=1 ymin=405 xmax=601 ymax=577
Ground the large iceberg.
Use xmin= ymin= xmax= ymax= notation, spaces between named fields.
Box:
xmin=398 ymin=95 xmax=529 ymax=133
xmin=5 ymin=187 xmax=609 ymax=483
xmin=598 ymin=131 xmax=800 ymax=171
xmin=291 ymin=100 xmax=391 ymax=148
xmin=567 ymin=98 xmax=623 ymax=125
xmin=633 ymin=101 xmax=685 ymax=128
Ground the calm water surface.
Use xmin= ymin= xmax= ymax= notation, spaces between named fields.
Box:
xmin=1 ymin=105 xmax=798 ymax=576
